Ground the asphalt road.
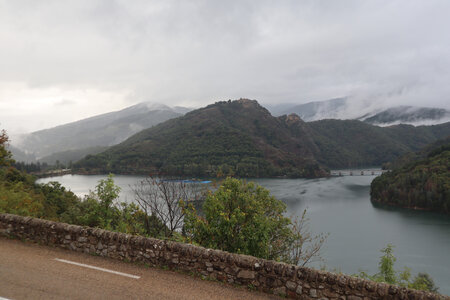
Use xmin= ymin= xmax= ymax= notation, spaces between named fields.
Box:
xmin=0 ymin=237 xmax=279 ymax=300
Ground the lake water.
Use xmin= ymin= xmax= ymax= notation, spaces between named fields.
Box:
xmin=37 ymin=173 xmax=450 ymax=294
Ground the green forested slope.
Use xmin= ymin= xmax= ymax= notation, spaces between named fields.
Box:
xmin=1 ymin=130 xmax=78 ymax=219
xmin=75 ymin=99 xmax=328 ymax=178
xmin=308 ymin=120 xmax=409 ymax=168
xmin=370 ymin=138 xmax=450 ymax=214
xmin=308 ymin=120 xmax=450 ymax=168
xmin=74 ymin=99 xmax=450 ymax=177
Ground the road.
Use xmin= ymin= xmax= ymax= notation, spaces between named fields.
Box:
xmin=0 ymin=237 xmax=279 ymax=300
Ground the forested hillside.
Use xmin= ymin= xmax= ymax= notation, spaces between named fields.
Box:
xmin=309 ymin=120 xmax=450 ymax=168
xmin=0 ymin=130 xmax=78 ymax=219
xmin=74 ymin=99 xmax=450 ymax=178
xmin=75 ymin=99 xmax=328 ymax=178
xmin=370 ymin=138 xmax=450 ymax=214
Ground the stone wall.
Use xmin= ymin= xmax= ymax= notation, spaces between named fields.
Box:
xmin=0 ymin=213 xmax=446 ymax=300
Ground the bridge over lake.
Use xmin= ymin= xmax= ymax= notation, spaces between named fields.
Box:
xmin=330 ymin=169 xmax=388 ymax=176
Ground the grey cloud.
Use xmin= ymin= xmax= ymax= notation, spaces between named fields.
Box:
xmin=54 ymin=99 xmax=75 ymax=106
xmin=1 ymin=0 xmax=450 ymax=133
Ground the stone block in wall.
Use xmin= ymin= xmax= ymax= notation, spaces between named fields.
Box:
xmin=264 ymin=260 xmax=274 ymax=273
xmin=296 ymin=284 xmax=303 ymax=295
xmin=274 ymin=262 xmax=286 ymax=276
xmin=308 ymin=269 xmax=319 ymax=283
xmin=337 ymin=275 xmax=348 ymax=287
xmin=322 ymin=289 xmax=340 ymax=298
xmin=235 ymin=254 xmax=256 ymax=269
xmin=376 ymin=283 xmax=388 ymax=297
xmin=286 ymin=280 xmax=298 ymax=291
xmin=237 ymin=270 xmax=255 ymax=280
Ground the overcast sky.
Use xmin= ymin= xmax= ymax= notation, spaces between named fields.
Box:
xmin=1 ymin=0 xmax=450 ymax=136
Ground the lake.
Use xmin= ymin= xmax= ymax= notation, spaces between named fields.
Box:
xmin=37 ymin=172 xmax=450 ymax=294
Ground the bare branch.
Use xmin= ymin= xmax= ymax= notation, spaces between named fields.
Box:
xmin=130 ymin=174 xmax=206 ymax=237
xmin=286 ymin=209 xmax=329 ymax=266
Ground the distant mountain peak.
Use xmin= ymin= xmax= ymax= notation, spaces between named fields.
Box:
xmin=283 ymin=113 xmax=304 ymax=125
xmin=210 ymin=98 xmax=259 ymax=107
xmin=139 ymin=102 xmax=171 ymax=110
xmin=234 ymin=98 xmax=272 ymax=115
xmin=204 ymin=98 xmax=271 ymax=116
xmin=236 ymin=98 xmax=258 ymax=106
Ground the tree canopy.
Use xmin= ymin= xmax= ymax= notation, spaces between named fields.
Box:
xmin=184 ymin=177 xmax=326 ymax=265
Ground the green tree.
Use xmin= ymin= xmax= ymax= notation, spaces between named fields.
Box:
xmin=378 ymin=244 xmax=396 ymax=284
xmin=356 ymin=244 xmax=439 ymax=293
xmin=94 ymin=174 xmax=121 ymax=228
xmin=184 ymin=177 xmax=326 ymax=264
xmin=0 ymin=131 xmax=45 ymax=217
xmin=75 ymin=175 xmax=167 ymax=237
xmin=411 ymin=273 xmax=438 ymax=293
xmin=0 ymin=130 xmax=13 ymax=167
xmin=0 ymin=181 xmax=44 ymax=217
xmin=39 ymin=181 xmax=79 ymax=220
xmin=72 ymin=174 xmax=122 ymax=229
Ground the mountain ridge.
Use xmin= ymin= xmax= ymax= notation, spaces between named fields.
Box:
xmin=75 ymin=99 xmax=329 ymax=178
xmin=74 ymin=99 xmax=450 ymax=178
xmin=12 ymin=102 xmax=190 ymax=161
xmin=268 ymin=98 xmax=450 ymax=126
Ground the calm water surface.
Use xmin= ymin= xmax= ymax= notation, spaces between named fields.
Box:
xmin=37 ymin=173 xmax=450 ymax=294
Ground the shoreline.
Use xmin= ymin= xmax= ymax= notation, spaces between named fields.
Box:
xmin=370 ymin=198 xmax=449 ymax=215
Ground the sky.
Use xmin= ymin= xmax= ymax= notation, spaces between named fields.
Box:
xmin=1 ymin=0 xmax=450 ymax=137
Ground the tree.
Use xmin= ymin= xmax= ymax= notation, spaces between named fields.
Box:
xmin=0 ymin=130 xmax=13 ymax=167
xmin=356 ymin=244 xmax=439 ymax=293
xmin=95 ymin=174 xmax=121 ymax=228
xmin=77 ymin=174 xmax=121 ymax=229
xmin=73 ymin=174 xmax=163 ymax=236
xmin=184 ymin=177 xmax=326 ymax=265
xmin=378 ymin=244 xmax=397 ymax=284
xmin=411 ymin=273 xmax=438 ymax=293
xmin=287 ymin=209 xmax=329 ymax=266
xmin=131 ymin=175 xmax=205 ymax=238
xmin=0 ymin=130 xmax=44 ymax=217
xmin=39 ymin=181 xmax=78 ymax=220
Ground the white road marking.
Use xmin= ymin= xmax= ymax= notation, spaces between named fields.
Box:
xmin=0 ymin=297 xmax=12 ymax=300
xmin=54 ymin=258 xmax=140 ymax=279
